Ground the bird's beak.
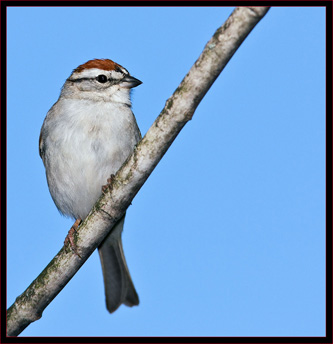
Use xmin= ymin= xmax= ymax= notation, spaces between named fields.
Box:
xmin=119 ymin=75 xmax=142 ymax=88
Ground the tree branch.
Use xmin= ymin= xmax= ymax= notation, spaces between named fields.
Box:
xmin=7 ymin=6 xmax=270 ymax=336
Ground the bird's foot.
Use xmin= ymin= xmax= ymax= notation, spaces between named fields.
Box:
xmin=102 ymin=174 xmax=115 ymax=193
xmin=64 ymin=218 xmax=82 ymax=258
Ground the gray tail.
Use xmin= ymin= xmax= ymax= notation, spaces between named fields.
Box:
xmin=98 ymin=216 xmax=139 ymax=313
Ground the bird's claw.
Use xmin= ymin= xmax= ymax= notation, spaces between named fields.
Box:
xmin=102 ymin=174 xmax=115 ymax=193
xmin=64 ymin=219 xmax=82 ymax=258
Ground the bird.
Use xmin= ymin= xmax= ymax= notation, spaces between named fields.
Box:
xmin=39 ymin=58 xmax=142 ymax=313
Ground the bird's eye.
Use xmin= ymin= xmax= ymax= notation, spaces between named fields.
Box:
xmin=96 ymin=75 xmax=108 ymax=83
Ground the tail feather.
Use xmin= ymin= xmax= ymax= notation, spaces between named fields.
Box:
xmin=98 ymin=216 xmax=139 ymax=313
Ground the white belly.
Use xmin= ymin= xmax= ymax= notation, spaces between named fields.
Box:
xmin=41 ymin=98 xmax=140 ymax=219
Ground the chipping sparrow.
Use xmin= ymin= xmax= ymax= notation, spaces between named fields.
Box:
xmin=39 ymin=59 xmax=142 ymax=313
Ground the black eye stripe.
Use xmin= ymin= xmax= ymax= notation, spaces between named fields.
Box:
xmin=68 ymin=77 xmax=91 ymax=83
xmin=68 ymin=71 xmax=126 ymax=84
xmin=68 ymin=77 xmax=109 ymax=83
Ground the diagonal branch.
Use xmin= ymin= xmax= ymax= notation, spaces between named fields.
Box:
xmin=7 ymin=6 xmax=270 ymax=336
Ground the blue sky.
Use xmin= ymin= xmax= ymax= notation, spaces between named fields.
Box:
xmin=7 ymin=6 xmax=326 ymax=337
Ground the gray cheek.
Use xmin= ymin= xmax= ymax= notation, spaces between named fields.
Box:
xmin=77 ymin=81 xmax=96 ymax=92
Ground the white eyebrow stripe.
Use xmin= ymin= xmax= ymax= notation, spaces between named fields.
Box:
xmin=70 ymin=68 xmax=126 ymax=80
xmin=71 ymin=68 xmax=108 ymax=79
